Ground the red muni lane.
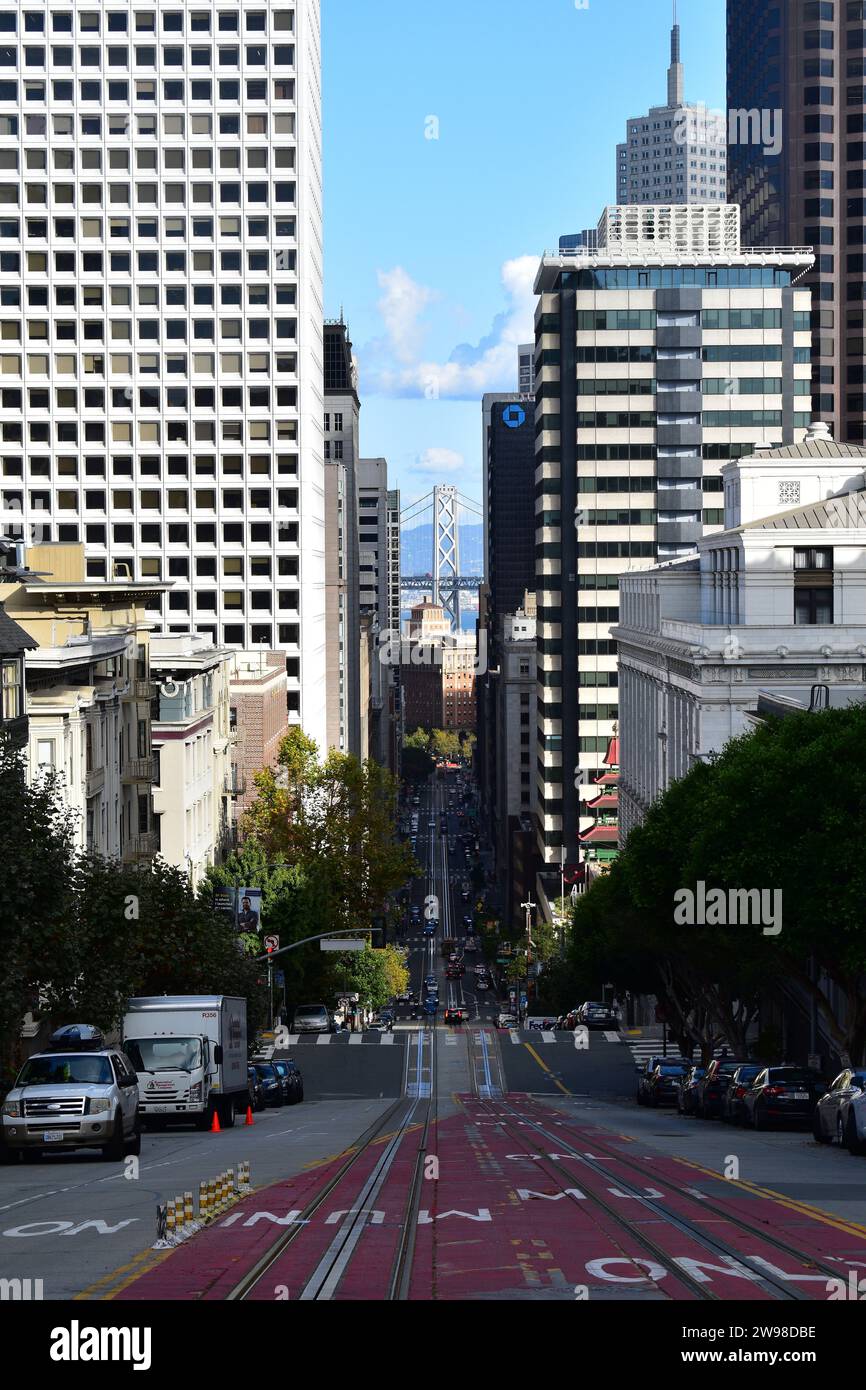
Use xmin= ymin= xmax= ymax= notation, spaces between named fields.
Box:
xmin=409 ymin=1095 xmax=866 ymax=1302
xmin=116 ymin=1095 xmax=866 ymax=1301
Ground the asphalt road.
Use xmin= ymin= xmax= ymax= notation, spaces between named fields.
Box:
xmin=0 ymin=1098 xmax=392 ymax=1300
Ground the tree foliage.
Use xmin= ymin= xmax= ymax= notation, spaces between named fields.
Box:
xmin=562 ymin=705 xmax=866 ymax=1062
xmin=0 ymin=741 xmax=267 ymax=1067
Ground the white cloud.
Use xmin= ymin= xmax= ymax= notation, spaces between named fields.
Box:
xmin=358 ymin=255 xmax=537 ymax=400
xmin=375 ymin=266 xmax=439 ymax=365
xmin=407 ymin=447 xmax=465 ymax=477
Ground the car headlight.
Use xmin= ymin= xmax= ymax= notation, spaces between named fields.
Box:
xmin=2 ymin=1100 xmax=20 ymax=1118
xmin=89 ymin=1098 xmax=111 ymax=1114
xmin=188 ymin=1082 xmax=202 ymax=1103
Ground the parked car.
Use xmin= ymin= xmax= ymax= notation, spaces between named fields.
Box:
xmin=813 ymin=1068 xmax=866 ymax=1145
xmin=577 ymin=1001 xmax=618 ymax=1030
xmin=246 ymin=1065 xmax=266 ymax=1113
xmin=1 ymin=1024 xmax=140 ymax=1162
xmin=293 ymin=1004 xmax=333 ymax=1035
xmin=675 ymin=1064 xmax=706 ymax=1116
xmin=695 ymin=1058 xmax=748 ymax=1119
xmin=272 ymin=1060 xmax=301 ymax=1104
xmin=645 ymin=1061 xmax=689 ymax=1107
xmin=742 ymin=1066 xmax=828 ymax=1130
xmin=274 ymin=1059 xmax=303 ymax=1104
xmin=496 ymin=1012 xmax=518 ymax=1029
xmin=636 ymin=1055 xmax=688 ymax=1105
xmin=840 ymin=1086 xmax=866 ymax=1155
xmin=721 ymin=1063 xmax=765 ymax=1125
xmin=253 ymin=1062 xmax=284 ymax=1107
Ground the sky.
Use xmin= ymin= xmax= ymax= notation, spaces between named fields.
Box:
xmin=322 ymin=0 xmax=726 ymax=511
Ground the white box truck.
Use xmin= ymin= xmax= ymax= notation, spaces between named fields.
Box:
xmin=122 ymin=995 xmax=248 ymax=1130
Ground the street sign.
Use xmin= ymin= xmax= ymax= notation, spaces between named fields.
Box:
xmin=264 ymin=934 xmax=280 ymax=954
xmin=320 ymin=938 xmax=366 ymax=952
xmin=274 ymin=971 xmax=285 ymax=987
xmin=519 ymin=993 xmax=527 ymax=1008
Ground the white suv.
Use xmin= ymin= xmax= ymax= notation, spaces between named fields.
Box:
xmin=2 ymin=1024 xmax=140 ymax=1162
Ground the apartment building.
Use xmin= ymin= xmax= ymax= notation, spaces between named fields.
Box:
xmin=0 ymin=541 xmax=163 ymax=861
xmin=323 ymin=319 xmax=361 ymax=755
xmin=358 ymin=456 xmax=397 ymax=769
xmin=149 ymin=632 xmax=232 ymax=886
xmin=0 ymin=2 xmax=326 ymax=742
xmin=228 ymin=648 xmax=289 ymax=829
xmin=533 ymin=202 xmax=813 ymax=881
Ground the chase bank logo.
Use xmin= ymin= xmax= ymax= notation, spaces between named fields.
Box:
xmin=502 ymin=404 xmax=526 ymax=430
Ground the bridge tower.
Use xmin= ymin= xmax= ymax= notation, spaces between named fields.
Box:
xmin=433 ymin=484 xmax=461 ymax=630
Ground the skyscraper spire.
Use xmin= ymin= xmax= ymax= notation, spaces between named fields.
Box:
xmin=667 ymin=0 xmax=684 ymax=107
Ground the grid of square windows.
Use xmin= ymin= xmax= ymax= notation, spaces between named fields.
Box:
xmin=0 ymin=5 xmax=311 ymax=664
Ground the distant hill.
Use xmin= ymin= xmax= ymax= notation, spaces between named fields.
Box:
xmin=401 ymin=522 xmax=484 ymax=577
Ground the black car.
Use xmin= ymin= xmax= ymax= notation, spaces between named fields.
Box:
xmin=274 ymin=1059 xmax=303 ymax=1105
xmin=694 ymin=1058 xmax=748 ymax=1119
xmin=636 ymin=1054 xmax=689 ymax=1105
xmin=577 ymin=1001 xmax=618 ymax=1030
xmin=721 ymin=1064 xmax=765 ymax=1125
xmin=645 ymin=1061 xmax=689 ymax=1107
xmin=743 ymin=1066 xmax=827 ymax=1130
xmin=253 ymin=1061 xmax=284 ymax=1107
xmin=246 ymin=1065 xmax=266 ymax=1113
xmin=675 ymin=1065 xmax=706 ymax=1115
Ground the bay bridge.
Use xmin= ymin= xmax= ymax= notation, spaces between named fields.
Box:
xmin=400 ymin=485 xmax=482 ymax=630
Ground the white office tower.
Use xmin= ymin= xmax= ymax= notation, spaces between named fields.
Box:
xmin=533 ymin=203 xmax=813 ymax=870
xmin=615 ymin=13 xmax=726 ymax=206
xmin=0 ymin=2 xmax=326 ymax=745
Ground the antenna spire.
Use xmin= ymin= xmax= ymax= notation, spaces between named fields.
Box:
xmin=667 ymin=0 xmax=684 ymax=106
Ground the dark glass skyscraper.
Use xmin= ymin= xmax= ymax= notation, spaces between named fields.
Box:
xmin=728 ymin=0 xmax=866 ymax=442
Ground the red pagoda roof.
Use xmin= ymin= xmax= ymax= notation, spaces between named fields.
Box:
xmin=586 ymin=793 xmax=618 ymax=812
xmin=594 ymin=771 xmax=619 ymax=787
xmin=579 ymin=824 xmax=619 ymax=845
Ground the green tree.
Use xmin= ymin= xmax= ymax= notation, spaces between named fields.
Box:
xmin=430 ymin=729 xmax=461 ymax=762
xmin=242 ymin=732 xmax=417 ymax=939
xmin=401 ymin=744 xmax=435 ymax=783
xmin=0 ymin=741 xmax=76 ymax=1071
xmin=403 ymin=728 xmax=431 ymax=752
xmin=331 ymin=944 xmax=406 ymax=1012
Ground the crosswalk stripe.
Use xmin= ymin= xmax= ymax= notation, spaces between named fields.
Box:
xmin=380 ymin=1033 xmax=395 ymax=1045
xmin=541 ymin=1031 xmax=556 ymax=1043
xmin=348 ymin=1033 xmax=363 ymax=1045
xmin=603 ymin=1031 xmax=621 ymax=1042
xmin=316 ymin=1034 xmax=331 ymax=1045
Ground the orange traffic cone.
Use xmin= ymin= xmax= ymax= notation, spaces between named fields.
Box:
xmin=210 ymin=1108 xmax=221 ymax=1134
xmin=245 ymin=1106 xmax=254 ymax=1127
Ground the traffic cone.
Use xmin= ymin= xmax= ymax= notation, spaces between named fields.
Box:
xmin=210 ymin=1108 xmax=221 ymax=1133
xmin=245 ymin=1105 xmax=254 ymax=1127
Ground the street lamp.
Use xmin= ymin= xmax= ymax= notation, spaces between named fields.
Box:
xmin=520 ymin=898 xmax=535 ymax=1024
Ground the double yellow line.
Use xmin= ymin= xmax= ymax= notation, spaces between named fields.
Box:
xmin=674 ymin=1154 xmax=866 ymax=1242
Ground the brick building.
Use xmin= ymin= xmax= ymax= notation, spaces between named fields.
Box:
xmin=229 ymin=650 xmax=290 ymax=838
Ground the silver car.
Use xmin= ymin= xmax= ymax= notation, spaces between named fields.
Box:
xmin=293 ymin=1004 xmax=332 ymax=1035
xmin=815 ymin=1068 xmax=866 ymax=1150
xmin=1 ymin=1024 xmax=140 ymax=1162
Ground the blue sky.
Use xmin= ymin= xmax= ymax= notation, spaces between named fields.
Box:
xmin=322 ymin=0 xmax=725 ymax=509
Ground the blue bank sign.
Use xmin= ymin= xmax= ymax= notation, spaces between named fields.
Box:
xmin=502 ymin=404 xmax=526 ymax=429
